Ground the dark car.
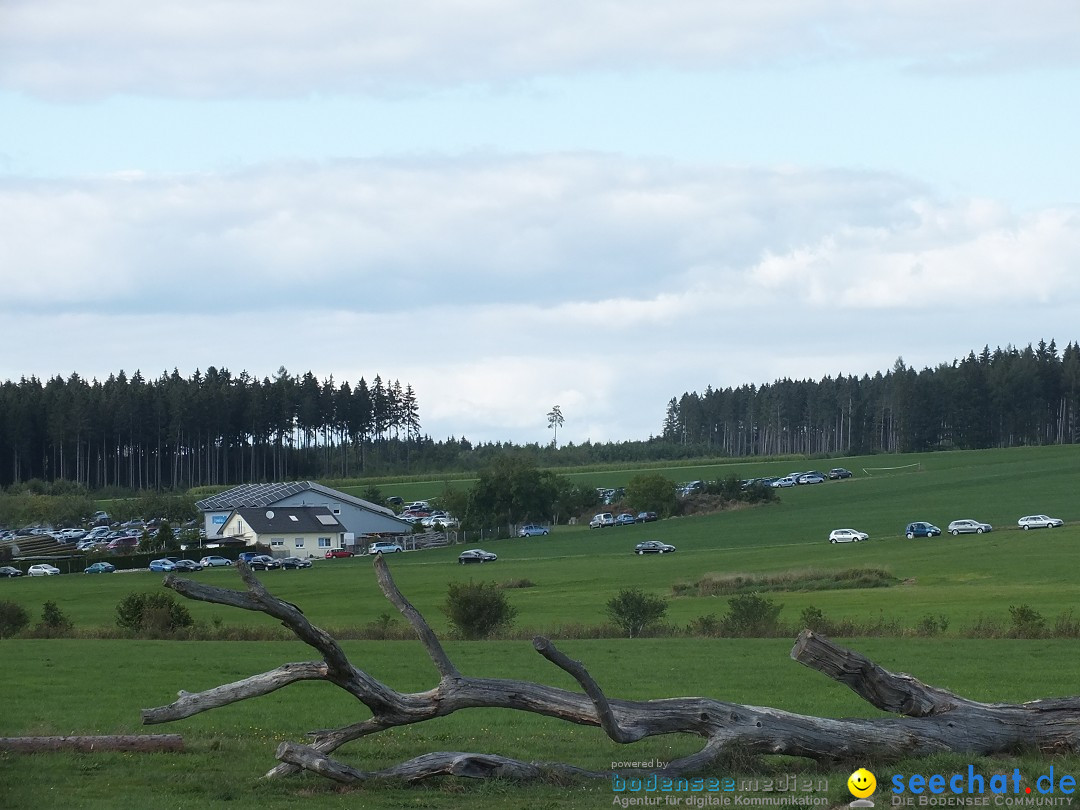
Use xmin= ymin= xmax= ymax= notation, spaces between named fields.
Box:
xmin=615 ymin=513 xmax=637 ymax=526
xmin=905 ymin=522 xmax=941 ymax=539
xmin=280 ymin=556 xmax=312 ymax=569
xmin=237 ymin=551 xmax=263 ymax=564
xmin=634 ymin=540 xmax=676 ymax=555
xmin=635 ymin=511 xmax=659 ymax=523
xmin=249 ymin=555 xmax=281 ymax=570
xmin=0 ymin=565 xmax=23 ymax=578
xmin=83 ymin=561 xmax=116 ymax=574
xmin=458 ymin=548 xmax=498 ymax=564
xmin=828 ymin=468 xmax=853 ymax=480
xmin=171 ymin=559 xmax=203 ymax=572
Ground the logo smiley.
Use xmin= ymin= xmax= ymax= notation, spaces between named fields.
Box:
xmin=848 ymin=768 xmax=877 ymax=798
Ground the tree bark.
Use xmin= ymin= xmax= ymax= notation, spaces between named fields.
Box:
xmin=142 ymin=559 xmax=1080 ymax=784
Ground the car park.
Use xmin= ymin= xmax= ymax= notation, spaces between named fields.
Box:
xmin=634 ymin=540 xmax=676 ymax=555
xmin=829 ymin=528 xmax=868 ymax=544
xmin=280 ymin=557 xmax=311 ymax=569
xmin=84 ymin=562 xmax=116 ymax=574
xmin=326 ymin=548 xmax=356 ymax=558
xmin=589 ymin=513 xmax=615 ymax=528
xmin=171 ymin=559 xmax=203 ymax=572
xmin=635 ymin=511 xmax=659 ymax=523
xmin=518 ymin=524 xmax=549 ymax=537
xmin=615 ymin=513 xmax=637 ymax=526
xmin=28 ymin=564 xmax=60 ymax=576
xmin=148 ymin=559 xmax=176 ymax=572
xmin=0 ymin=566 xmax=24 ymax=578
xmin=947 ymin=519 xmax=992 ymax=535
xmin=1018 ymin=515 xmax=1064 ymax=530
xmin=199 ymin=555 xmax=233 ymax=568
xmin=458 ymin=548 xmax=498 ymax=564
xmin=905 ymin=522 xmax=941 ymax=539
xmin=368 ymin=542 xmax=403 ymax=554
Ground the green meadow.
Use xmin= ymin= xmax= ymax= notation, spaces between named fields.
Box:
xmin=2 ymin=445 xmax=1080 ymax=808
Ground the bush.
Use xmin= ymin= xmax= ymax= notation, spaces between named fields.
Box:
xmin=116 ymin=591 xmax=194 ymax=635
xmin=1008 ymin=604 xmax=1045 ymax=638
xmin=799 ymin=605 xmax=830 ymax=634
xmin=914 ymin=614 xmax=950 ymax=637
xmin=721 ymin=593 xmax=782 ymax=637
xmin=0 ymin=600 xmax=30 ymax=638
xmin=442 ymin=580 xmax=518 ymax=640
xmin=686 ymin=614 xmax=721 ymax=636
xmin=40 ymin=600 xmax=73 ymax=631
xmin=606 ymin=588 xmax=668 ymax=638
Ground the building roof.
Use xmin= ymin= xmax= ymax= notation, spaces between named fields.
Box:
xmin=195 ymin=481 xmax=396 ymax=517
xmin=229 ymin=506 xmax=343 ymax=535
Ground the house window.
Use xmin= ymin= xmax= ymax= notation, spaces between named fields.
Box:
xmin=294 ymin=538 xmax=304 ymax=548
xmin=318 ymin=537 xmax=331 ymax=548
xmin=332 ymin=507 xmax=341 ymax=515
xmin=270 ymin=537 xmax=284 ymax=547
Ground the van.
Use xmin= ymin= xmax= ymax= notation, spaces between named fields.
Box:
xmin=589 ymin=513 xmax=615 ymax=529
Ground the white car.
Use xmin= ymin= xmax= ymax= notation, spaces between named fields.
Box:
xmin=589 ymin=513 xmax=615 ymax=528
xmin=828 ymin=529 xmax=868 ymax=544
xmin=369 ymin=541 xmax=403 ymax=554
xmin=947 ymin=519 xmax=992 ymax=535
xmin=28 ymin=564 xmax=61 ymax=576
xmin=771 ymin=476 xmax=797 ymax=488
xmin=1018 ymin=515 xmax=1064 ymax=530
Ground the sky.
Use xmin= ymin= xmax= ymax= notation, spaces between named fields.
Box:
xmin=2 ymin=1 xmax=1079 ymax=446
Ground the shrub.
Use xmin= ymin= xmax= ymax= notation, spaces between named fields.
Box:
xmin=914 ymin=614 xmax=950 ymax=637
xmin=442 ymin=580 xmax=518 ymax=640
xmin=799 ymin=605 xmax=830 ymax=634
xmin=1008 ymin=604 xmax=1045 ymax=638
xmin=40 ymin=600 xmax=73 ymax=631
xmin=0 ymin=600 xmax=30 ymax=638
xmin=116 ymin=591 xmax=194 ymax=635
xmin=721 ymin=593 xmax=782 ymax=637
xmin=606 ymin=588 xmax=668 ymax=638
xmin=686 ymin=613 xmax=721 ymax=636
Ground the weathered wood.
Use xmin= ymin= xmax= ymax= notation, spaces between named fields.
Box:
xmin=143 ymin=557 xmax=1080 ymax=785
xmin=0 ymin=734 xmax=184 ymax=753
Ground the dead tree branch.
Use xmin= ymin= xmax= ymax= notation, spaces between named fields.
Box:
xmin=142 ymin=558 xmax=1080 ymax=784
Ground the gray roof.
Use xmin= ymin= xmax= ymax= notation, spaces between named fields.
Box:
xmin=196 ymin=481 xmax=396 ymax=517
xmin=231 ymin=507 xmax=343 ymax=535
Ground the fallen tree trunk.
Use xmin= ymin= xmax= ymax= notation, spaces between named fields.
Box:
xmin=142 ymin=558 xmax=1080 ymax=784
xmin=0 ymin=734 xmax=184 ymax=753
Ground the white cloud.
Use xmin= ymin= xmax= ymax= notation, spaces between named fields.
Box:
xmin=2 ymin=0 xmax=1078 ymax=99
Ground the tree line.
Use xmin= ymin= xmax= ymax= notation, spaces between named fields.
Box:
xmin=661 ymin=340 xmax=1080 ymax=455
xmin=0 ymin=367 xmax=421 ymax=490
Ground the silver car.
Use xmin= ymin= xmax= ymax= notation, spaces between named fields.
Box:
xmin=947 ymin=519 xmax=992 ymax=536
xmin=1018 ymin=515 xmax=1064 ymax=530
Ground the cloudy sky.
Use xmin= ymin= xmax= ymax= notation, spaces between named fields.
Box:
xmin=2 ymin=2 xmax=1079 ymax=446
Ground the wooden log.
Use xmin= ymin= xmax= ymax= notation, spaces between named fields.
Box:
xmin=0 ymin=734 xmax=184 ymax=753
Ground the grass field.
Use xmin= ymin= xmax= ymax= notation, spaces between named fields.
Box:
xmin=3 ymin=444 xmax=1080 ymax=808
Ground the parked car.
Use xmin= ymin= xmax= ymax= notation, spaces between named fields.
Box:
xmin=828 ymin=468 xmax=853 ymax=480
xmin=518 ymin=524 xmax=549 ymax=537
xmin=199 ymin=555 xmax=233 ymax=568
xmin=28 ymin=564 xmax=60 ymax=576
xmin=148 ymin=559 xmax=176 ymax=572
xmin=249 ymin=555 xmax=281 ymax=571
xmin=1018 ymin=515 xmax=1064 ymax=530
xmin=0 ymin=566 xmax=24 ymax=578
xmin=615 ymin=513 xmax=637 ymax=526
xmin=634 ymin=540 xmax=676 ymax=555
xmin=589 ymin=513 xmax=615 ymax=528
xmin=829 ymin=528 xmax=869 ymax=544
xmin=368 ymin=542 xmax=403 ymax=555
xmin=107 ymin=536 xmax=139 ymax=553
xmin=635 ymin=511 xmax=659 ymax=523
xmin=280 ymin=556 xmax=312 ymax=569
xmin=83 ymin=561 xmax=116 ymax=574
xmin=326 ymin=548 xmax=356 ymax=558
xmin=797 ymin=473 xmax=826 ymax=485
xmin=905 ymin=522 xmax=941 ymax=539
xmin=771 ymin=476 xmax=797 ymax=488
xmin=947 ymin=519 xmax=992 ymax=536
xmin=458 ymin=548 xmax=498 ymax=564
xmin=237 ymin=551 xmax=262 ymax=564
xmin=171 ymin=559 xmax=203 ymax=572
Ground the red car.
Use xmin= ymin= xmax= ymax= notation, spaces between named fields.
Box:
xmin=324 ymin=549 xmax=354 ymax=558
